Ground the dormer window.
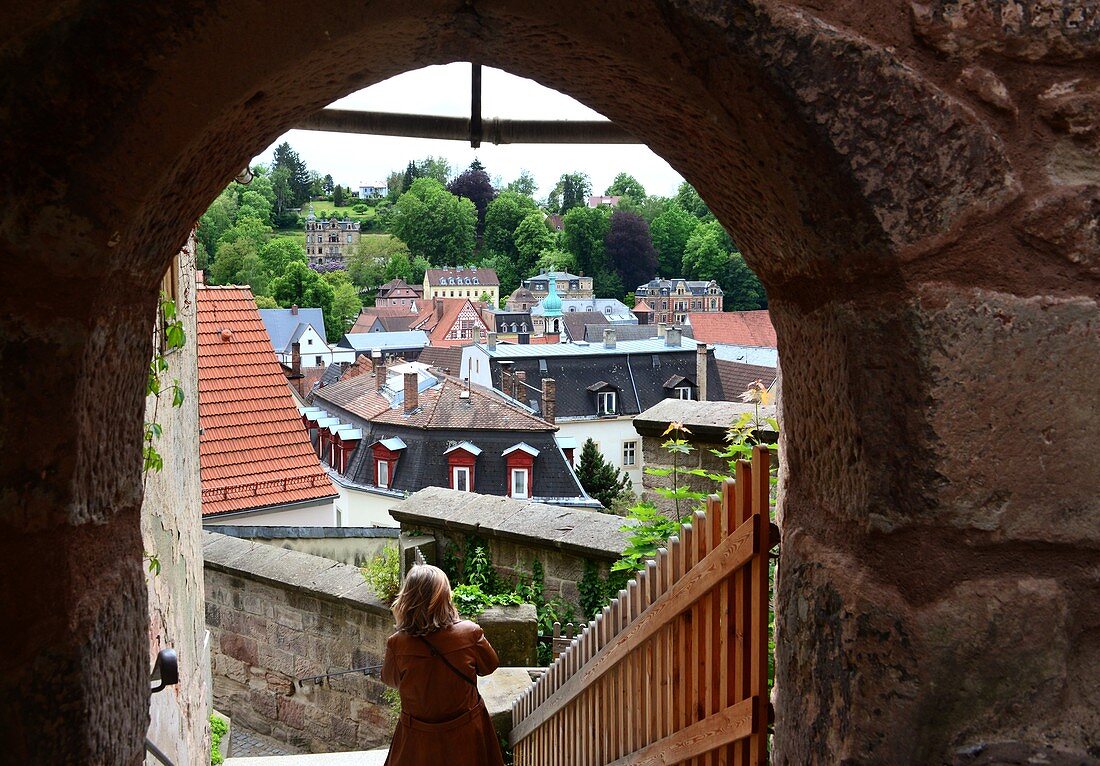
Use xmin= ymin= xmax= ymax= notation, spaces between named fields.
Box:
xmin=371 ymin=437 xmax=406 ymax=489
xmin=444 ymin=441 xmax=481 ymax=492
xmin=676 ymin=386 xmax=694 ymax=400
xmin=503 ymin=443 xmax=539 ymax=500
xmin=599 ymin=391 xmax=617 ymax=414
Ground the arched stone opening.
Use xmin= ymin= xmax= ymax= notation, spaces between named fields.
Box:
xmin=1 ymin=2 xmax=1096 ymax=764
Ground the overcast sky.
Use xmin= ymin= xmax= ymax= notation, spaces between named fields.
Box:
xmin=253 ymin=64 xmax=685 ymax=201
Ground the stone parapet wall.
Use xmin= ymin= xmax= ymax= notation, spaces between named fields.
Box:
xmin=205 ymin=525 xmax=399 ymax=566
xmin=203 ymin=532 xmax=396 ymax=753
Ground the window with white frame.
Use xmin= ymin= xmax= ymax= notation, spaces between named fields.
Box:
xmin=510 ymin=468 xmax=530 ymax=499
xmin=598 ymin=390 xmax=617 ymax=415
xmin=315 ymin=356 xmax=323 ymax=366
xmin=452 ymin=466 xmax=471 ymax=492
xmin=377 ymin=459 xmax=390 ymax=488
xmin=622 ymin=441 xmax=637 ymax=467
xmin=676 ymin=386 xmax=694 ymax=400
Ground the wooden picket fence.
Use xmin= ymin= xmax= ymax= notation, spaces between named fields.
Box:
xmin=511 ymin=445 xmax=774 ymax=766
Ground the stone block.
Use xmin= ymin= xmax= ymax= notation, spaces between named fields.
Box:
xmin=219 ymin=656 xmax=250 ymax=685
xmin=475 ymin=604 xmax=537 ymax=667
xmin=479 ymin=668 xmax=535 ymax=744
xmin=248 ymin=688 xmax=278 ymax=721
xmin=331 ymin=716 xmax=359 ymax=748
xmin=220 ymin=633 xmax=258 ymax=666
xmin=257 ymin=645 xmax=296 ymax=677
xmin=272 ymin=622 xmax=305 ymax=654
xmin=265 ymin=670 xmax=295 ymax=696
xmin=277 ymin=696 xmax=306 ymax=730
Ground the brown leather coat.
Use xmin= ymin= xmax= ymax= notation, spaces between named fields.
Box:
xmin=382 ymin=620 xmax=505 ymax=766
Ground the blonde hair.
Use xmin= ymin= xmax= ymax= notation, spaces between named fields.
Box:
xmin=392 ymin=565 xmax=459 ymax=635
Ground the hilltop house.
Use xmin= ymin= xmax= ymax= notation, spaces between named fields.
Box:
xmin=358 ymin=182 xmax=387 ymax=199
xmin=309 ymin=365 xmax=600 ymax=525
xmin=423 ymin=266 xmax=499 ymax=306
xmin=198 ymin=286 xmax=338 ymax=525
xmin=460 ymin=329 xmax=727 ymax=489
xmin=635 ymin=278 xmax=724 ymax=325
xmin=259 ymin=305 xmax=355 ymax=368
xmin=304 ymin=212 xmax=360 ymax=268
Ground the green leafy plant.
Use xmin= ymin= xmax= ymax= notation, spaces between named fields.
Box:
xmin=451 ymin=584 xmax=525 ymax=617
xmin=209 ymin=714 xmax=228 ymax=765
xmin=361 ymin=544 xmax=401 ymax=604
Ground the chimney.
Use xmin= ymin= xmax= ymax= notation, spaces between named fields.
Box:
xmin=291 ymin=342 xmax=302 ymax=377
xmin=487 ymin=331 xmax=497 ymax=351
xmin=403 ymin=371 xmax=418 ymax=413
xmin=291 ymin=304 xmax=298 ymax=316
xmin=603 ymin=328 xmax=616 ymax=350
xmin=434 ymin=296 xmax=443 ymax=317
xmin=542 ymin=378 xmax=556 ymax=424
xmin=696 ymin=344 xmax=708 ymax=401
xmin=665 ymin=327 xmax=682 ymax=347
xmin=657 ymin=322 xmax=668 ymax=339
xmin=499 ymin=361 xmax=514 ymax=397
xmin=514 ymin=371 xmax=527 ymax=399
xmin=375 ymin=360 xmax=387 ymax=391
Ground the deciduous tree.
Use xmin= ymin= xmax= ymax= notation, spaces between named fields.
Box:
xmin=272 ymin=142 xmax=310 ymax=206
xmin=650 ymin=204 xmax=698 ymax=277
xmin=483 ymin=191 xmax=540 ymax=264
xmin=447 ymin=163 xmax=497 ymax=233
xmin=562 ymin=205 xmax=610 ymax=280
xmin=513 ymin=212 xmax=553 ymax=276
xmin=388 ymin=178 xmax=477 ymax=265
xmin=271 ymin=262 xmax=337 ymax=339
xmin=505 ymin=169 xmax=538 ymax=197
xmin=605 ymin=172 xmax=646 ymax=202
xmin=604 ymin=211 xmax=657 ymax=292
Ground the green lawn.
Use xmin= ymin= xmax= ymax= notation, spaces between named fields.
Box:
xmin=306 ymin=200 xmax=378 ymax=221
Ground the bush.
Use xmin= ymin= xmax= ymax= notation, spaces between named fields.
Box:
xmin=210 ymin=714 xmax=228 ymax=765
xmin=361 ymin=544 xmax=400 ymax=604
xmin=352 ymin=203 xmax=369 ymax=214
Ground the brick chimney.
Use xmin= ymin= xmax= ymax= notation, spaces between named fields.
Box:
xmin=542 ymin=378 xmax=556 ymax=424
xmin=403 ymin=371 xmax=418 ymax=413
xmin=603 ymin=328 xmax=616 ymax=349
xmin=696 ymin=344 xmax=708 ymax=401
xmin=665 ymin=327 xmax=682 ymax=347
xmin=291 ymin=342 xmax=301 ymax=377
xmin=290 ymin=304 xmax=298 ymax=316
xmin=499 ymin=361 xmax=514 ymax=397
xmin=375 ymin=360 xmax=387 ymax=391
xmin=433 ymin=296 xmax=443 ymax=318
xmin=514 ymin=370 xmax=527 ymax=399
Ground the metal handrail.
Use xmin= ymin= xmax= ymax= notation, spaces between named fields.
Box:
xmin=145 ymin=738 xmax=175 ymax=766
xmin=297 ymin=663 xmax=384 ymax=688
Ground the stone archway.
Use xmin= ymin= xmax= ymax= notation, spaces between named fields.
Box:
xmin=1 ymin=2 xmax=1097 ymax=763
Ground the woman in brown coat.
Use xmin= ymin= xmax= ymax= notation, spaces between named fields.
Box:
xmin=381 ymin=565 xmax=506 ymax=766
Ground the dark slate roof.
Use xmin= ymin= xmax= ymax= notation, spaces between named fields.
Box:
xmin=713 ymin=360 xmax=778 ymax=395
xmin=635 ymin=278 xmax=723 ymax=296
xmin=562 ymin=311 xmax=606 ymax=342
xmin=491 ymin=348 xmax=727 ymax=419
xmin=258 ymin=308 xmax=328 ymax=351
xmin=318 ymin=362 xmax=350 ymax=388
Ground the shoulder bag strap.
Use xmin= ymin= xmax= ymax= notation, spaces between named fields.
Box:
xmin=417 ymin=634 xmax=477 ymax=687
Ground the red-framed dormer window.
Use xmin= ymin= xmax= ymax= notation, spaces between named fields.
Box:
xmin=444 ymin=441 xmax=482 ymax=492
xmin=371 ymin=437 xmax=406 ymax=489
xmin=503 ymin=443 xmax=540 ymax=499
xmin=330 ymin=428 xmax=362 ymax=474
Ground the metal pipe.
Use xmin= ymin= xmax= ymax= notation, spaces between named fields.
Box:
xmin=295 ymin=108 xmax=640 ymax=145
xmin=470 ymin=63 xmax=482 ymax=148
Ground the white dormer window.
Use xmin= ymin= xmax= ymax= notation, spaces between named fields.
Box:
xmin=377 ymin=459 xmax=390 ymax=488
xmin=676 ymin=386 xmax=694 ymax=400
xmin=599 ymin=391 xmax=617 ymax=415
xmin=511 ymin=468 xmax=530 ymax=499
xmin=452 ymin=466 xmax=471 ymax=492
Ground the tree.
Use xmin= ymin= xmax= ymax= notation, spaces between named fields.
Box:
xmin=416 ymin=156 xmax=451 ymax=184
xmin=322 ymin=271 xmax=362 ymax=336
xmin=272 ymin=142 xmax=310 ymax=206
xmin=259 ymin=237 xmax=306 ymax=279
xmin=322 ymin=174 xmax=334 ymax=195
xmin=547 ymin=172 xmax=592 ymax=214
xmin=237 ymin=190 xmax=273 ymax=224
xmin=198 ymin=189 xmax=238 ymax=259
xmin=720 ymin=252 xmax=768 ymax=310
xmin=447 ymin=163 xmax=497 ymax=233
xmin=388 ymin=178 xmax=477 ymax=265
xmin=483 ymin=192 xmax=540 ymax=264
xmin=604 ymin=211 xmax=658 ymax=292
xmin=478 ymin=251 xmax=520 ymax=300
xmin=386 ymin=170 xmax=405 ymax=200
xmin=513 ymin=212 xmax=553 ymax=277
xmin=576 ymin=438 xmax=630 ymax=510
xmin=605 ymin=172 xmax=646 ymax=202
xmin=216 ymin=215 xmax=269 ymax=253
xmin=535 ymin=248 xmax=577 ymax=276
xmin=333 ymin=185 xmax=346 ymax=207
xmin=271 ymin=262 xmax=338 ymax=339
xmin=270 ymin=165 xmax=294 ymax=219
xmin=562 ymin=205 xmax=610 ymax=279
xmin=682 ymin=220 xmax=729 ymax=282
xmin=210 ymin=239 xmax=269 ymax=295
xmin=347 ymin=235 xmax=411 ymax=289
xmin=254 ymin=295 xmax=279 ymax=309
xmin=505 ymin=169 xmax=538 ymax=197
xmin=650 ymin=204 xmax=698 ymax=277
xmin=674 ymin=181 xmax=713 ymax=220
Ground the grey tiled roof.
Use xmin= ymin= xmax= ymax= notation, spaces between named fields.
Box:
xmin=259 ymin=308 xmax=328 ymax=351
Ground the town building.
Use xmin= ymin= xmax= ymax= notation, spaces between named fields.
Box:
xmin=587 ymin=195 xmax=622 ymax=208
xmin=635 ymin=278 xmax=724 ymax=325
xmin=687 ymin=310 xmax=779 ymax=367
xmin=521 ymin=271 xmax=594 ymax=301
xmin=461 ymin=329 xmax=728 ymax=489
xmin=374 ymin=278 xmax=423 ymax=307
xmin=358 ymin=182 xmax=387 ymax=199
xmin=408 ymin=297 xmax=490 ymax=347
xmin=197 ymin=285 xmax=338 ymax=525
xmin=335 ymin=330 xmax=430 ymax=362
xmin=309 ymin=366 xmax=600 ymax=525
xmin=259 ymin=305 xmax=355 ymax=368
xmin=531 ymin=297 xmax=636 ymax=336
xmin=480 ymin=307 xmax=534 ymax=339
xmin=504 ymin=286 xmax=538 ymax=312
xmin=423 ymin=266 xmax=499 ymax=306
xmin=304 ymin=210 xmax=361 ymax=268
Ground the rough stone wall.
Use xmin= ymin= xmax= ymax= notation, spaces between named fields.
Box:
xmin=203 ymin=533 xmax=396 ymax=753
xmin=1 ymin=1 xmax=1097 ymax=763
xmin=206 ymin=525 xmax=399 ymax=566
xmin=142 ymin=240 xmax=211 ymax=765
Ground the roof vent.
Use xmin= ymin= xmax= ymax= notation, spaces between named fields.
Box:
xmin=220 ymin=328 xmax=233 ymax=342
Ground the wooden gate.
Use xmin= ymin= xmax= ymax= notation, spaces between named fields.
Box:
xmin=510 ymin=445 xmax=774 ymax=765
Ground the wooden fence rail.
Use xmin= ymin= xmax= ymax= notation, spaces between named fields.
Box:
xmin=511 ymin=445 xmax=773 ymax=766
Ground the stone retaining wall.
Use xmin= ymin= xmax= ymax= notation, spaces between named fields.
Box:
xmin=203 ymin=532 xmax=396 ymax=753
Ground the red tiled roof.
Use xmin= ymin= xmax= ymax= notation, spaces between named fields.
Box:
xmin=197 ymin=286 xmax=336 ymax=516
xmin=410 ymin=298 xmax=489 ymax=346
xmin=632 ymin=300 xmax=653 ymax=312
xmin=688 ymin=311 xmax=776 ymax=347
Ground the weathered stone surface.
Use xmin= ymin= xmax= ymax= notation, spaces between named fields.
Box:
xmin=912 ymin=1 xmax=1100 ymax=61
xmin=954 ymin=741 xmax=1100 ymax=766
xmin=475 ymin=604 xmax=538 ymax=667
xmin=1016 ymin=185 xmax=1100 ymax=275
xmin=479 ymin=668 xmax=536 ymax=743
xmin=1039 ymin=78 xmax=1100 ymax=143
xmin=957 ymin=65 xmax=1017 ymax=114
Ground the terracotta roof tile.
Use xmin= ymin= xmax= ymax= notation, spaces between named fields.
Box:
xmin=687 ymin=311 xmax=776 ymax=347
xmin=197 ymin=286 xmax=336 ymax=516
